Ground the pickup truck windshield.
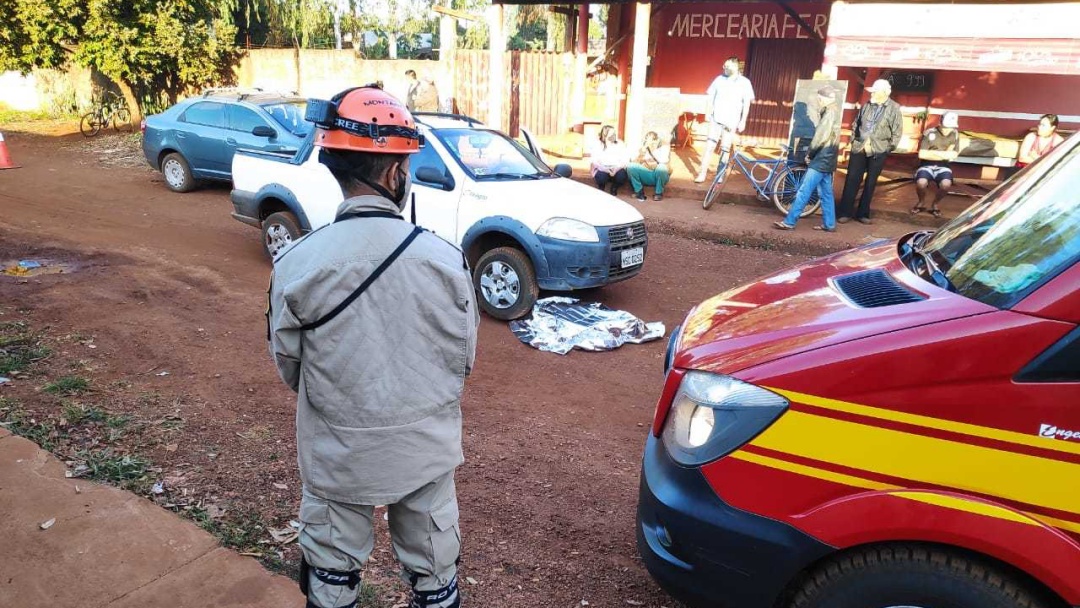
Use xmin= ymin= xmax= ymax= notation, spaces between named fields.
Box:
xmin=436 ymin=128 xmax=552 ymax=180
xmin=921 ymin=135 xmax=1079 ymax=308
xmin=263 ymin=102 xmax=311 ymax=137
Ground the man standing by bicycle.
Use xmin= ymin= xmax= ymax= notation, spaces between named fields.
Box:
xmin=695 ymin=57 xmax=755 ymax=184
xmin=774 ymin=87 xmax=841 ymax=232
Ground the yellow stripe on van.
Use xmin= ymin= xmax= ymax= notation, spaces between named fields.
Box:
xmin=733 ymin=450 xmax=899 ymax=492
xmin=893 ymin=491 xmax=1039 ymax=527
xmin=730 ymin=452 xmax=1080 ymax=534
xmin=766 ymin=388 xmax=1080 ymax=457
xmin=748 ymin=410 xmax=1080 ymax=517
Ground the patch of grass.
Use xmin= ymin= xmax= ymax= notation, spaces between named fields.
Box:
xmin=44 ymin=375 xmax=90 ymax=396
xmin=0 ymin=322 xmax=51 ymax=375
xmin=0 ymin=103 xmax=52 ymax=123
xmin=61 ymin=401 xmax=106 ymax=425
xmin=183 ymin=505 xmax=298 ymax=572
xmin=78 ymin=449 xmax=150 ymax=490
xmin=0 ymin=403 xmax=63 ymax=451
xmin=356 ymin=585 xmax=390 ymax=608
xmin=106 ymin=414 xmax=132 ymax=429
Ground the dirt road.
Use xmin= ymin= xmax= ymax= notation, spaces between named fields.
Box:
xmin=0 ymin=130 xmax=808 ymax=607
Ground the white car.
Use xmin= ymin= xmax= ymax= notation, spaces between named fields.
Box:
xmin=230 ymin=113 xmax=648 ymax=320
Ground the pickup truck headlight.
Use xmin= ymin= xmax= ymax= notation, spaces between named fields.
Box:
xmin=662 ymin=372 xmax=788 ymax=466
xmin=536 ymin=218 xmax=599 ymax=243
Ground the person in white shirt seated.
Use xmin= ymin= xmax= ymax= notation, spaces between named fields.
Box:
xmin=590 ymin=125 xmax=630 ymax=195
xmin=628 ymin=131 xmax=671 ymax=201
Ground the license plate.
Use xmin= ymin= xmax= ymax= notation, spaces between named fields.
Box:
xmin=621 ymin=247 xmax=644 ymax=268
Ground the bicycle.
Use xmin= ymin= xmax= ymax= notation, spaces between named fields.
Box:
xmin=80 ymin=91 xmax=133 ymax=137
xmin=702 ymin=142 xmax=819 ymax=218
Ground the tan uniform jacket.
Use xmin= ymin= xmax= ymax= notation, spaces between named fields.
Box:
xmin=268 ymin=194 xmax=479 ymax=504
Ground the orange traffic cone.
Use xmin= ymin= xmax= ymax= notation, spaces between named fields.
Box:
xmin=0 ymin=131 xmax=19 ymax=170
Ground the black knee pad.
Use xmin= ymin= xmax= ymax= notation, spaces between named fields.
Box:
xmin=299 ymin=556 xmax=362 ymax=608
xmin=410 ymin=575 xmax=460 ymax=608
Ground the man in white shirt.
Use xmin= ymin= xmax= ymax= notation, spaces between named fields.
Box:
xmin=695 ymin=57 xmax=755 ymax=184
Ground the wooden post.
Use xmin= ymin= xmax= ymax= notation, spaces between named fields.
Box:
xmin=488 ymin=3 xmax=505 ymax=130
xmin=625 ymin=2 xmax=650 ymax=148
xmin=570 ymin=4 xmax=589 ymax=136
xmin=576 ymin=4 xmax=589 ymax=54
xmin=440 ymin=11 xmax=457 ymax=112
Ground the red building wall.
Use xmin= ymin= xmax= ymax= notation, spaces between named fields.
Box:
xmin=646 ymin=1 xmax=832 ymax=93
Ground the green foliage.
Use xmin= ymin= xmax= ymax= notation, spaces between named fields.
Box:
xmin=0 ymin=0 xmax=242 ymax=114
xmin=61 ymin=401 xmax=106 ymax=425
xmin=0 ymin=321 xmax=50 ymax=375
xmin=233 ymin=0 xmax=340 ymax=48
xmin=0 ymin=403 xmax=63 ymax=451
xmin=78 ymin=449 xmax=150 ymax=490
xmin=44 ymin=375 xmax=90 ymax=396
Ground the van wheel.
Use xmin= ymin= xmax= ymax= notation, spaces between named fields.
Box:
xmin=473 ymin=247 xmax=538 ymax=321
xmin=789 ymin=545 xmax=1051 ymax=608
xmin=262 ymin=211 xmax=302 ymax=260
xmin=161 ymin=152 xmax=196 ymax=193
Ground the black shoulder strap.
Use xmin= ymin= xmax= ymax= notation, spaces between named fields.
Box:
xmin=298 ymin=225 xmax=423 ymax=331
xmin=334 ymin=210 xmax=403 ymax=223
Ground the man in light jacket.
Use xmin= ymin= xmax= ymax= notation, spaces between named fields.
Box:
xmin=837 ymin=79 xmax=903 ymax=224
xmin=268 ymin=85 xmax=479 ymax=608
xmin=774 ymin=87 xmax=841 ymax=232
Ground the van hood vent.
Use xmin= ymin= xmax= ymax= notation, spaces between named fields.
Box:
xmin=834 ymin=269 xmax=926 ymax=308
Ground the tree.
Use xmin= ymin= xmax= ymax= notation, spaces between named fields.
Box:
xmin=348 ymin=0 xmax=434 ymax=59
xmin=0 ymin=0 xmax=243 ymax=118
xmin=231 ymin=0 xmax=339 ymax=49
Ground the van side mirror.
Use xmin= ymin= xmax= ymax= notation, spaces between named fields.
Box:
xmin=416 ymin=166 xmax=454 ymax=191
xmin=252 ymin=125 xmax=277 ymax=138
xmin=553 ymin=163 xmax=572 ymax=178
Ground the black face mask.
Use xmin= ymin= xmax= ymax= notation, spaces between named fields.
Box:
xmin=392 ymin=165 xmax=412 ymax=211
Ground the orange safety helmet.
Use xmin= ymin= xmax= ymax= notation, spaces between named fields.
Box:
xmin=308 ymin=85 xmax=423 ymax=154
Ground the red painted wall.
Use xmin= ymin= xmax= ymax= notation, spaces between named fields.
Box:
xmin=645 ymin=1 xmax=832 ymax=93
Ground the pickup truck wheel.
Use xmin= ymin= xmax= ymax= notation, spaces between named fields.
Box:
xmin=789 ymin=545 xmax=1051 ymax=608
xmin=262 ymin=211 xmax=302 ymax=260
xmin=474 ymin=247 xmax=538 ymax=321
xmin=161 ymin=153 xmax=195 ymax=193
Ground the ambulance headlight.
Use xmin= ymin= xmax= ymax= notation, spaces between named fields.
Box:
xmin=662 ymin=372 xmax=788 ymax=466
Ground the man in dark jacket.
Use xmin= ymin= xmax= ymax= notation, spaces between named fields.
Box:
xmin=837 ymin=79 xmax=903 ymax=224
xmin=774 ymin=86 xmax=841 ymax=231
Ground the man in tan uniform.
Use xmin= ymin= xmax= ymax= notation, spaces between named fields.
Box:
xmin=267 ymin=85 xmax=479 ymax=608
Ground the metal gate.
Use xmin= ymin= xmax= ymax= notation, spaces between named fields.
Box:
xmin=744 ymin=39 xmax=825 ymax=147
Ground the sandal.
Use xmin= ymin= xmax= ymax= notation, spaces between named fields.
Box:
xmin=773 ymin=221 xmax=795 ymax=231
xmin=930 ymin=208 xmax=942 ymax=218
xmin=910 ymin=205 xmax=926 ymax=214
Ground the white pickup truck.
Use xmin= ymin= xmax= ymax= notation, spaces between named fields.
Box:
xmin=230 ymin=113 xmax=649 ymax=320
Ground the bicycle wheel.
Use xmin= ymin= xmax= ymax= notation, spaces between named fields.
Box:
xmin=113 ymin=107 xmax=133 ymax=132
xmin=771 ymin=165 xmax=820 ymax=218
xmin=80 ymin=112 xmax=103 ymax=137
xmin=702 ymin=153 xmax=735 ymax=210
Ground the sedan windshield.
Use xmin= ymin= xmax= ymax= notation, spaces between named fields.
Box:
xmin=920 ymin=135 xmax=1080 ymax=308
xmin=263 ymin=101 xmax=311 ymax=137
xmin=436 ymin=128 xmax=552 ymax=180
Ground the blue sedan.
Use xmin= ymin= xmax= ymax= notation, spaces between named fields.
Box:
xmin=141 ymin=90 xmax=311 ymax=193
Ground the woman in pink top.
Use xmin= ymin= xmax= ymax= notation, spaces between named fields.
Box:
xmin=1017 ymin=114 xmax=1065 ymax=168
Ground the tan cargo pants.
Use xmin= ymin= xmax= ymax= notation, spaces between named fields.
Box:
xmin=298 ymin=472 xmax=461 ymax=608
